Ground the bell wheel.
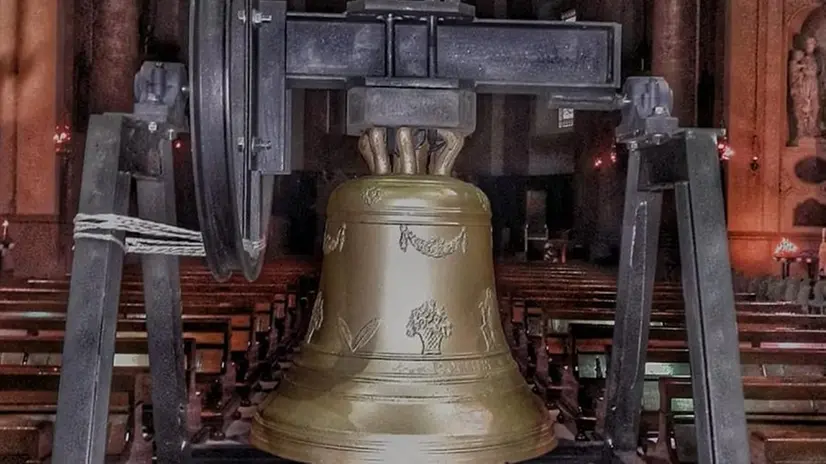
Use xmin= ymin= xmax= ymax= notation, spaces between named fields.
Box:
xmin=189 ymin=0 xmax=274 ymax=282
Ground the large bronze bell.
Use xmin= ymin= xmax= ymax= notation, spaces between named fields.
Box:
xmin=252 ymin=128 xmax=556 ymax=463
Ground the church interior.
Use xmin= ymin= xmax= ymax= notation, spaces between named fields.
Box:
xmin=3 ymin=0 xmax=826 ymax=462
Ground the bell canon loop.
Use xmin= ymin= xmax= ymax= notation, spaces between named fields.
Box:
xmin=252 ymin=129 xmax=556 ymax=463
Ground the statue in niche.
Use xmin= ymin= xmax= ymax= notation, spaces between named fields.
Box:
xmin=789 ymin=37 xmax=821 ymax=145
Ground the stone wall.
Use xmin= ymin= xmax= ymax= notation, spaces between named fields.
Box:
xmin=0 ymin=0 xmax=65 ymax=276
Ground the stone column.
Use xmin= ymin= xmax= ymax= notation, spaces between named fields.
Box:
xmin=574 ymin=0 xmax=647 ymax=262
xmin=90 ymin=0 xmax=140 ymax=114
xmin=652 ymin=0 xmax=699 ymax=126
xmin=651 ymin=0 xmax=697 ymax=276
xmin=0 ymin=0 xmax=18 ymax=215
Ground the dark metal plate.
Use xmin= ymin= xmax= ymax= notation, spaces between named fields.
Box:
xmin=282 ymin=15 xmax=621 ymax=93
xmin=190 ymin=0 xmax=276 ymax=281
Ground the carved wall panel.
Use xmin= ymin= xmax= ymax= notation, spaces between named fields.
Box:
xmin=782 ymin=4 xmax=826 ymax=233
xmin=784 ymin=149 xmax=826 ymax=228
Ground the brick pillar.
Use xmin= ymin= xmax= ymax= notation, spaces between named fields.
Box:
xmin=652 ymin=0 xmax=699 ymax=126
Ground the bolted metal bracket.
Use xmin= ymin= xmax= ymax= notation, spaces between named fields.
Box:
xmin=346 ymin=78 xmax=476 ymax=135
xmin=616 ymin=76 xmax=679 ymax=143
xmin=133 ymin=62 xmax=189 ymax=131
xmin=118 ymin=118 xmax=166 ymax=179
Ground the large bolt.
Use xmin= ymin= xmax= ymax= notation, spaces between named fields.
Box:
xmin=252 ymin=9 xmax=272 ymax=24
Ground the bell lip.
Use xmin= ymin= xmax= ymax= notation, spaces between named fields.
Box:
xmin=327 ymin=175 xmax=491 ymax=218
xmin=250 ymin=414 xmax=558 ymax=464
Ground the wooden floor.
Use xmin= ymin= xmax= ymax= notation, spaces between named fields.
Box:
xmin=0 ymin=258 xmax=824 ymax=463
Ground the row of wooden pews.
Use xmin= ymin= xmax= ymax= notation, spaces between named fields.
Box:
xmin=6 ymin=256 xmax=822 ymax=462
xmin=0 ymin=257 xmax=319 ymax=463
xmin=495 ymin=261 xmax=826 ymax=463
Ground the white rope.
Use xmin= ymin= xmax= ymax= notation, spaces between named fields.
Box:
xmin=72 ymin=213 xmax=265 ymax=258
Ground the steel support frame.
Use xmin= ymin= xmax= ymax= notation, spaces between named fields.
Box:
xmin=232 ymin=1 xmax=624 ymax=176
xmin=54 ymin=4 xmax=747 ymax=463
xmin=52 ymin=114 xmax=189 ymax=464
xmin=602 ymin=129 xmax=749 ymax=464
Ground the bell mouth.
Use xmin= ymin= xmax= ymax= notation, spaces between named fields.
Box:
xmin=251 ymin=366 xmax=557 ymax=463
xmin=251 ymin=417 xmax=557 ymax=464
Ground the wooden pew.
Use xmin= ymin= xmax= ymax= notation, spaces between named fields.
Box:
xmin=657 ymin=376 xmax=826 ymax=463
xmin=0 ymin=261 xmax=310 ymax=391
xmin=750 ymin=428 xmax=826 ymax=464
xmin=515 ymin=307 xmax=826 ymax=328
xmin=0 ymin=369 xmax=138 ymax=461
xmin=590 ymin=347 xmax=826 ymax=456
xmin=494 ymin=261 xmax=756 ymax=302
xmin=492 ymin=261 xmax=826 ymax=463
xmin=0 ymin=337 xmax=198 ymax=462
xmin=566 ymin=324 xmax=826 ymax=372
xmin=0 ymin=257 xmax=319 ymax=459
xmin=0 ymin=298 xmax=278 ymax=377
xmin=516 ymin=296 xmax=772 ymax=312
xmin=0 ymin=313 xmax=234 ymax=403
xmin=0 ymin=285 xmax=282 ymax=307
xmin=502 ymin=290 xmax=822 ymax=404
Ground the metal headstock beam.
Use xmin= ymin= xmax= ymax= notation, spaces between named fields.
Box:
xmin=250 ymin=7 xmax=624 ymax=174
xmin=281 ymin=15 xmax=621 ymax=94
